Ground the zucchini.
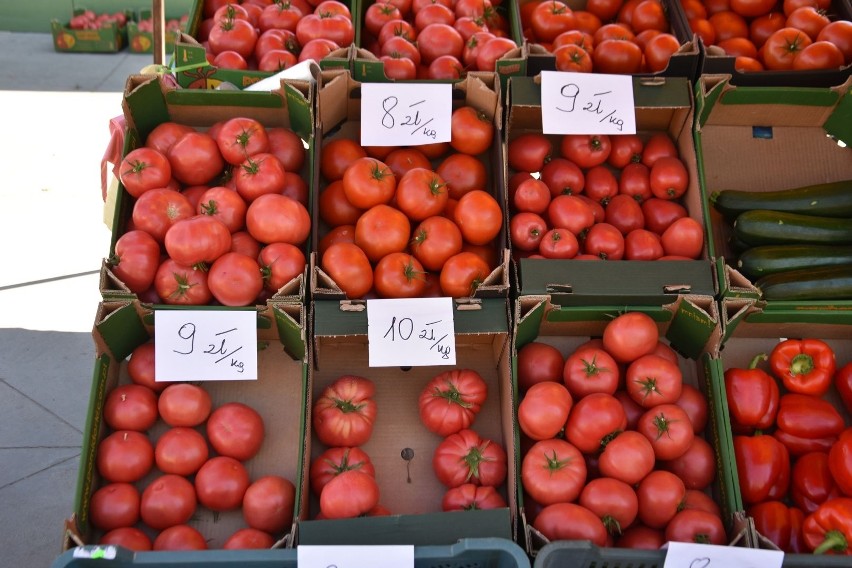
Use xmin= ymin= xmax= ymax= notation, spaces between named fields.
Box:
xmin=733 ymin=209 xmax=852 ymax=247
xmin=755 ymin=265 xmax=852 ymax=301
xmin=737 ymin=244 xmax=852 ymax=280
xmin=711 ymin=179 xmax=852 ymax=221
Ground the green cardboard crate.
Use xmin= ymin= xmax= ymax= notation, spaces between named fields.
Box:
xmin=51 ymin=7 xmax=129 ymax=53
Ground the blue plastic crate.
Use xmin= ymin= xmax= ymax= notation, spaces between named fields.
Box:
xmin=53 ymin=537 xmax=531 ymax=568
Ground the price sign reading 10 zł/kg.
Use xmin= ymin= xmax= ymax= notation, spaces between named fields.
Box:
xmin=360 ymin=82 xmax=452 ymax=147
xmin=367 ymin=297 xmax=456 ymax=367
xmin=541 ymin=70 xmax=637 ymax=136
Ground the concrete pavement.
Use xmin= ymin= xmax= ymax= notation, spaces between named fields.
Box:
xmin=0 ymin=31 xmax=154 ymax=567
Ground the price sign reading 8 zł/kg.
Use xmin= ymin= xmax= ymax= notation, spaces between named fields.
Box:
xmin=360 ymin=82 xmax=452 ymax=147
xmin=154 ymin=309 xmax=258 ymax=382
xmin=540 ymin=70 xmax=637 ymax=136
xmin=367 ymin=297 xmax=456 ymax=367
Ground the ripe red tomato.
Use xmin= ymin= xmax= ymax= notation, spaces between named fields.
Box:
xmin=617 ymin=524 xmax=666 ymax=549
xmin=259 ymin=242 xmax=306 ymax=293
xmin=153 ymin=524 xmax=208 ymax=551
xmin=522 ymin=438 xmax=587 ymax=504
xmin=433 ymin=428 xmax=507 ymax=487
xmin=637 ymin=469 xmax=687 ymax=528
xmin=661 ymin=217 xmax=704 ymax=259
xmin=342 ymin=157 xmax=397 ymax=209
xmin=666 ymin=508 xmax=727 ymax=545
xmin=517 ymin=342 xmax=564 ymax=391
xmin=355 ymin=204 xmax=411 ymax=262
xmin=624 ymin=229 xmax=664 ymax=260
xmin=626 ymin=353 xmax=684 ymax=407
xmin=234 ymin=153 xmax=288 ymax=202
xmin=146 ymin=122 xmax=195 ymax=156
xmin=246 ymin=193 xmax=311 ymax=246
xmin=541 ymin=157 xmax=585 ymax=197
xmin=167 ymin=131 xmax=225 ymax=186
xmin=661 ymin=436 xmax=717 ymax=490
xmin=793 ymin=40 xmax=845 ymax=69
xmin=207 ymin=402 xmax=266 ymax=460
xmin=641 ymin=197 xmax=687 ymax=234
xmin=154 ymin=427 xmax=209 ymax=476
xmin=608 ymin=134 xmax=644 ymax=169
xmin=396 ymin=168 xmax=449 ymax=221
xmin=97 ymin=430 xmax=154 ymax=483
xmin=582 ymin=222 xmax=625 ymax=260
xmin=511 ymin=212 xmax=548 ymax=253
xmin=408 ymin=215 xmax=462 ymax=272
xmin=319 ymin=469 xmax=381 ymax=519
xmin=140 ymin=474 xmax=197 ymax=530
xmin=602 ymin=311 xmax=659 ymax=363
xmin=605 ymin=194 xmax=646 ymax=235
xmin=132 ymin=188 xmax=194 ymax=244
xmin=207 ymin=252 xmax=264 ymax=306
xmin=313 ymin=375 xmax=377 ymax=447
xmin=593 ymin=38 xmax=643 ymax=73
xmin=373 ymin=252 xmax=428 ymax=298
xmin=440 ymin=251 xmax=492 ymax=297
xmin=533 ymin=503 xmax=608 ymax=546
xmin=165 ymin=215 xmax=232 ymax=267
xmin=442 ymin=483 xmax=507 ymax=510
xmin=100 ymin=527 xmax=152 ymax=551
xmin=508 ymin=133 xmax=553 ymax=173
xmin=641 ymin=132 xmax=678 ymax=167
xmin=195 ymin=455 xmax=250 ymax=511
xmin=103 ymin=384 xmax=158 ymax=432
xmin=127 ymin=342 xmax=165 ymax=393
xmin=580 ymin=476 xmax=639 ymax=535
xmin=223 ymin=528 xmax=275 ymax=549
xmin=215 ymin=117 xmax=270 ymax=166
xmin=450 ymin=106 xmax=494 ymax=155
xmin=321 ymin=138 xmax=368 ymax=181
xmin=419 ymin=369 xmax=488 ymax=436
xmin=119 ymin=147 xmax=172 ymax=199
xmin=197 ymin=186 xmax=247 ymax=233
xmin=598 ymin=430 xmax=656 ymax=485
xmin=518 ymin=381 xmax=573 ymax=440
xmin=320 ymin=180 xmax=364 ymax=227
xmin=436 ymin=153 xmax=487 ymax=200
xmin=310 ymin=447 xmax=376 ymax=495
xmin=547 ymin=194 xmax=595 ymax=235
xmin=321 ymin=242 xmax=374 ymax=298
xmin=530 ymin=0 xmax=577 ymax=42
xmin=157 ymin=383 xmax=211 ymax=427
xmin=565 ymin=392 xmax=628 ymax=453
xmin=649 ymin=156 xmax=688 ymax=200
xmin=418 ymin=22 xmax=465 ymax=64
xmin=563 ymin=346 xmax=620 ymax=398
xmin=817 ymin=20 xmax=852 ymax=64
xmin=638 ymin=403 xmax=695 ymax=460
xmin=763 ymin=27 xmax=812 ymax=69
xmin=538 ymin=228 xmax=580 ymax=259
xmin=513 ymin=178 xmax=551 ymax=214
xmin=584 ymin=165 xmax=619 ymax=205
xmin=89 ymin=482 xmax=140 ymax=531
xmin=645 ymin=32 xmax=681 ymax=72
xmin=561 ymin=134 xmax=611 ymax=168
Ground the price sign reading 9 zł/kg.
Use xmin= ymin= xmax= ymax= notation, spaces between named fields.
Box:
xmin=360 ymin=82 xmax=452 ymax=147
xmin=154 ymin=310 xmax=258 ymax=382
xmin=540 ymin=70 xmax=637 ymax=135
xmin=367 ymin=297 xmax=456 ymax=367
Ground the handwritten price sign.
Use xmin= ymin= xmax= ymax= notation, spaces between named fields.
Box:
xmin=154 ymin=310 xmax=258 ymax=381
xmin=367 ymin=297 xmax=456 ymax=367
xmin=540 ymin=70 xmax=636 ymax=135
xmin=298 ymin=545 xmax=414 ymax=568
xmin=663 ymin=542 xmax=783 ymax=568
xmin=360 ymin=83 xmax=452 ymax=147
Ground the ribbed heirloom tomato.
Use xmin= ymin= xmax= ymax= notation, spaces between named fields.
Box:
xmin=432 ymin=428 xmax=507 ymax=487
xmin=418 ymin=369 xmax=488 ymax=436
xmin=313 ymin=375 xmax=377 ymax=447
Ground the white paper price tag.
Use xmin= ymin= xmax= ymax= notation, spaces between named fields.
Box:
xmin=541 ymin=70 xmax=636 ymax=135
xmin=367 ymin=297 xmax=456 ymax=367
xmin=360 ymin=82 xmax=452 ymax=147
xmin=298 ymin=545 xmax=414 ymax=568
xmin=663 ymin=542 xmax=783 ymax=568
xmin=154 ymin=310 xmax=258 ymax=381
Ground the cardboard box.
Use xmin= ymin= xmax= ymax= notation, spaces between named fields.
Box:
xmin=507 ymin=75 xmax=717 ymax=305
xmin=717 ymin=298 xmax=852 ymax=562
xmin=513 ymin=295 xmax=748 ymax=558
xmin=700 ymin=0 xmax=852 ymax=88
xmin=51 ymin=8 xmax=129 ymax=53
xmin=299 ymin=298 xmax=517 ymax=545
xmin=518 ymin=0 xmax=701 ymax=81
xmin=62 ymin=300 xmax=309 ymax=551
xmin=127 ymin=9 xmax=187 ymax=55
xmin=101 ymin=72 xmax=315 ymax=305
xmin=310 ymin=69 xmax=511 ymax=300
xmin=695 ymin=74 xmax=852 ymax=307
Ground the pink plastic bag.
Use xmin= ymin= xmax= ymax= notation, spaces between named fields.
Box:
xmin=101 ymin=114 xmax=127 ymax=201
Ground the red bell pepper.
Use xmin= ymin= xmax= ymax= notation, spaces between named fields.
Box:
xmin=837 ymin=362 xmax=852 ymax=415
xmin=773 ymin=429 xmax=837 ymax=457
xmin=791 ymin=452 xmax=842 ymax=514
xmin=769 ymin=338 xmax=835 ymax=396
xmin=829 ymin=428 xmax=852 ymax=496
xmin=733 ymin=433 xmax=790 ymax=505
xmin=750 ymin=500 xmax=807 ymax=552
xmin=724 ymin=354 xmax=779 ymax=434
xmin=773 ymin=393 xmax=845 ymax=456
xmin=803 ymin=497 xmax=852 ymax=554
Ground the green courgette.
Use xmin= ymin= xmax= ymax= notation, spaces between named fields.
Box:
xmin=737 ymin=244 xmax=852 ymax=280
xmin=755 ymin=265 xmax=852 ymax=301
xmin=711 ymin=179 xmax=852 ymax=221
xmin=733 ymin=209 xmax=852 ymax=247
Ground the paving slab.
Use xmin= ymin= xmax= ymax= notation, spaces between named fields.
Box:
xmin=0 ymin=381 xmax=83 ymax=448
xmin=0 ymin=447 xmax=80 ymax=490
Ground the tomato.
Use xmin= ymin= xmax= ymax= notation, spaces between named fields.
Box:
xmin=599 ymin=430 xmax=656 ymax=485
xmin=593 ymin=39 xmax=643 ymax=73
xmin=583 ymin=222 xmax=625 ymax=260
xmin=259 ymin=242 xmax=306 ymax=293
xmin=541 ymin=157 xmax=585 ymax=197
xmin=603 ymin=311 xmax=659 ymax=363
xmin=418 ymin=369 xmax=488 ymax=437
xmin=234 ymin=153 xmax=288 ymax=202
xmin=674 ymin=383 xmax=708 ymax=433
xmin=667 ymin=509 xmax=727 ymax=545
xmin=508 ymin=133 xmax=553 ymax=173
xmin=605 ymin=194 xmax=645 ymax=235
xmin=645 ymin=32 xmax=681 ymax=72
xmin=450 ymin=106 xmax=493 ymax=156
xmin=379 ymin=18 xmax=418 ymax=44
xmin=580 ymin=477 xmax=639 ymax=536
xmin=295 ymin=11 xmax=354 ymax=47
xmin=640 ymin=132 xmax=678 ymax=167
xmin=547 ymin=194 xmax=596 ymax=236
xmin=140 ymin=474 xmax=196 ymax=530
xmin=132 ymin=188 xmax=194 ymax=244
xmin=98 ymin=431 xmax=154 ymax=483
xmin=195 ymin=455 xmax=251 ymax=511
xmin=145 ymin=122 xmax=194 ymax=156
xmin=313 ymin=375 xmax=377 ymax=447
xmin=530 ymin=0 xmax=576 ymax=42
xmin=416 ymin=22 xmax=464 ymax=64
xmin=563 ymin=346 xmax=619 ymax=398
xmin=442 ymin=483 xmax=507 ymax=510
xmin=319 ymin=181 xmax=362 ymax=228
xmin=321 ymin=138 xmax=368 ymax=181
xmin=617 ymin=524 xmax=665 ymax=549
xmin=379 ymin=54 xmax=418 ymax=79
xmin=433 ymin=428 xmax=507 ymax=487
xmin=533 ymin=503 xmax=608 ymax=546
xmin=615 ymin=389 xmax=646 ymax=430
xmin=197 ymin=186 xmax=247 ymax=233
xmin=641 ymin=197 xmax=687 ymax=234
xmin=119 ymin=147 xmax=172 ymax=199
xmin=100 ymin=527 xmax=152 ymax=551
xmin=153 ymin=524 xmax=208 ymax=551
xmin=207 ymin=252 xmax=263 ymax=306
xmin=793 ymin=40 xmax=845 ymax=69
xmin=511 ymin=212 xmax=547 ymax=253
xmin=299 ymin=37 xmax=344 ymax=62
xmin=165 ymin=215 xmax=232 ymax=268
xmin=436 ymin=152 xmax=487 ymax=200
xmin=407 ymin=215 xmax=461 ymax=272
xmin=310 ymin=446 xmax=376 ymax=497
xmin=154 ymin=427 xmax=208 ymax=476
xmin=624 ymin=229 xmax=664 ymax=260
xmin=817 ymin=20 xmax=852 ymax=64
xmin=440 ymin=251 xmax=492 ymax=297
xmin=517 ymin=342 xmax=564 ymax=391
xmin=626 ymin=353 xmax=683 ymax=408
xmin=157 ymin=383 xmax=211 ymax=428
xmin=215 ymin=117 xmax=270 ymax=166
xmin=373 ymin=252 xmax=427 ymax=298
xmin=522 ymin=438 xmax=587 ymax=506
xmin=786 ymin=6 xmax=829 ymax=40
xmin=127 ymin=342 xmax=164 ymax=393
xmin=538 ymin=228 xmax=580 ymax=259
xmin=223 ymin=528 xmax=275 ymax=549
xmin=561 ymin=134 xmax=611 ymax=168
xmin=355 ymin=204 xmax=411 ymax=262
xmin=584 ymin=165 xmax=619 ymax=205
xmin=207 ymin=401 xmax=266 ymax=461
xmin=452 ymin=190 xmax=503 ymax=246
xmin=649 ymin=156 xmax=688 ymax=200
xmin=635 ymin=469 xmax=687 ymax=529
xmin=246 ymin=193 xmax=311 ymax=245
xmin=763 ymin=27 xmax=812 ymax=69
xmin=565 ymin=392 xmax=628 ymax=454
xmin=319 ymin=469 xmax=381 ymax=519
xmin=321 ymin=242 xmax=374 ymax=298
xmin=103 ymin=384 xmax=158 ymax=432
xmin=395 ymin=168 xmax=449 ymax=221
xmin=554 ymin=43 xmax=594 ymax=72
xmin=638 ymin=403 xmax=695 ymax=460
xmin=607 ymin=135 xmax=643 ymax=169
xmin=167 ymin=131 xmax=225 ymax=186
xmin=89 ymin=482 xmax=140 ymax=531
xmin=476 ymin=36 xmax=518 ymax=71
xmin=341 ymin=157 xmax=396 ymax=209
xmin=518 ymin=381 xmax=573 ymax=440
xmin=513 ymin=178 xmax=551 ymax=214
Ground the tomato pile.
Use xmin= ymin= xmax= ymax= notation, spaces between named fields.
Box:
xmin=517 ymin=312 xmax=724 ymax=547
xmin=683 ymin=0 xmax=852 ymax=71
xmin=90 ymin=341 xmax=297 ymax=551
xmin=726 ymin=339 xmax=852 ymax=554
xmin=317 ymin=105 xmax=504 ymax=299
xmin=508 ymin=131 xmax=705 ymax=261
xmin=68 ymin=10 xmax=128 ymax=30
xmin=196 ymin=0 xmax=356 ymax=71
xmin=519 ymin=0 xmax=685 ymax=73
xmin=135 ymin=14 xmax=189 ymax=34
xmin=112 ymin=116 xmax=309 ymax=306
xmin=358 ymin=0 xmax=517 ymax=79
